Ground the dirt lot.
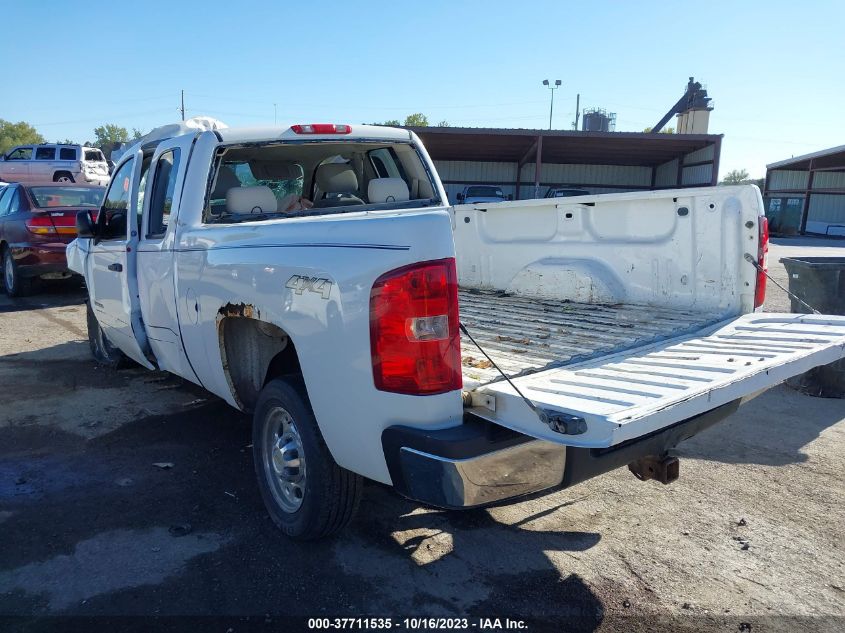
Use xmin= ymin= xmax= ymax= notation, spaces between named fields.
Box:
xmin=1 ymin=239 xmax=844 ymax=632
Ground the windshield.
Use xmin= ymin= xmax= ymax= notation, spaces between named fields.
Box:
xmin=29 ymin=186 xmax=105 ymax=208
xmin=465 ymin=186 xmax=503 ymax=198
xmin=552 ymin=189 xmax=589 ymax=197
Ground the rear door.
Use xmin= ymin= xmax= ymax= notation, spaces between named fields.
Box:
xmin=135 ymin=133 xmax=199 ymax=380
xmin=86 ymin=153 xmax=154 ymax=369
xmin=470 ymin=313 xmax=845 ymax=448
xmin=32 ymin=146 xmax=57 ymax=182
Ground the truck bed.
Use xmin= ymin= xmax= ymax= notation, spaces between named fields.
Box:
xmin=459 ymin=288 xmax=724 ymax=388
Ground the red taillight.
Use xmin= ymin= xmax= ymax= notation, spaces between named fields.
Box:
xmin=291 ymin=123 xmax=351 ymax=135
xmin=51 ymin=213 xmax=77 ymax=235
xmin=755 ymin=216 xmax=769 ymax=308
xmin=27 ymin=212 xmax=78 ymax=236
xmin=25 ymin=216 xmax=56 ymax=235
xmin=370 ymin=258 xmax=462 ymax=395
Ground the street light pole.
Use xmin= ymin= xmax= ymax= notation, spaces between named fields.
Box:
xmin=542 ymin=79 xmax=562 ymax=130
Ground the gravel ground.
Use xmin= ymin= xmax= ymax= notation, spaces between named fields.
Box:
xmin=0 ymin=238 xmax=843 ymax=632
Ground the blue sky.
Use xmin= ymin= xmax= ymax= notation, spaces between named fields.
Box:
xmin=4 ymin=0 xmax=843 ymax=178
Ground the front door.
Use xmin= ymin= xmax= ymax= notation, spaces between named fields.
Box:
xmin=2 ymin=147 xmax=33 ymax=183
xmin=86 ymin=153 xmax=155 ymax=369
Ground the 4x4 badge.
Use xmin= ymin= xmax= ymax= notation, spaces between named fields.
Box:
xmin=285 ymin=275 xmax=333 ymax=300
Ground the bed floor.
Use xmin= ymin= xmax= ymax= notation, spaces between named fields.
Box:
xmin=459 ymin=288 xmax=725 ymax=388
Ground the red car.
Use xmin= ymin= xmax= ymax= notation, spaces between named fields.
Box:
xmin=0 ymin=182 xmax=105 ymax=296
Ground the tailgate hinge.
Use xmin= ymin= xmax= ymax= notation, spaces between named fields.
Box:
xmin=538 ymin=409 xmax=588 ymax=435
xmin=462 ymin=390 xmax=496 ymax=412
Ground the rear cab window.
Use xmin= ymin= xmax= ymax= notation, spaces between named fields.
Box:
xmin=203 ymin=140 xmax=439 ymax=224
xmin=59 ymin=147 xmax=77 ymax=160
xmin=84 ymin=149 xmax=105 ymax=162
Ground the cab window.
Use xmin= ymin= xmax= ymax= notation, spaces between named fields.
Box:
xmin=0 ymin=187 xmax=12 ymax=216
xmin=98 ymin=159 xmax=135 ymax=240
xmin=6 ymin=147 xmax=32 ymax=161
xmin=147 ymin=149 xmax=181 ymax=238
xmin=35 ymin=147 xmax=56 ymax=160
xmin=5 ymin=188 xmax=21 ymax=215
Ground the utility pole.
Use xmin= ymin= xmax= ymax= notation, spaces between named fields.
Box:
xmin=573 ymin=93 xmax=580 ymax=130
xmin=180 ymin=90 xmax=185 ymax=121
xmin=542 ymin=79 xmax=561 ymax=130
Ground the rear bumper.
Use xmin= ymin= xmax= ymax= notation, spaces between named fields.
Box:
xmin=382 ymin=400 xmax=740 ymax=509
xmin=11 ymin=243 xmax=70 ymax=277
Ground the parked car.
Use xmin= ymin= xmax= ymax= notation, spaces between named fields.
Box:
xmin=0 ymin=144 xmax=110 ymax=186
xmin=67 ymin=122 xmax=845 ymax=540
xmin=0 ymin=183 xmax=104 ymax=295
xmin=545 ymin=186 xmax=590 ymax=198
xmin=455 ymin=185 xmax=510 ymax=204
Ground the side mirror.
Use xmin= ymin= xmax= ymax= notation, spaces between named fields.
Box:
xmin=76 ymin=211 xmax=97 ymax=238
xmin=456 ymin=193 xmax=464 ymax=202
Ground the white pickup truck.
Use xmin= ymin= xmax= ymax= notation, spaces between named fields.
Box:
xmin=67 ymin=122 xmax=845 ymax=540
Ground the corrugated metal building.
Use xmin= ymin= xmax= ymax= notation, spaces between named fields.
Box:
xmin=406 ymin=127 xmax=722 ymax=202
xmin=764 ymin=145 xmax=845 ymax=236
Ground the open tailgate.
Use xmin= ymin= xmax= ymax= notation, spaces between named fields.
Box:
xmin=471 ymin=313 xmax=845 ymax=448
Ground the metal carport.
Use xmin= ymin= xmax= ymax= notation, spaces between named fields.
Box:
xmin=764 ymin=145 xmax=845 ymax=236
xmin=406 ymin=127 xmax=723 ymax=202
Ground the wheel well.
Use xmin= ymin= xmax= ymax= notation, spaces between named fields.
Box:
xmin=218 ymin=315 xmax=301 ymax=411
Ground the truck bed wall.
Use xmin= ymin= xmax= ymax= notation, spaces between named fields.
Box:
xmin=452 ymin=185 xmax=764 ymax=317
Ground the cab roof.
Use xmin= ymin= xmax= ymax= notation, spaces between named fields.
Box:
xmin=215 ymin=124 xmax=413 ymax=144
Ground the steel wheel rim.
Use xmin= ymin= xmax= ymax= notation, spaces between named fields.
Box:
xmin=4 ymin=252 xmax=13 ymax=290
xmin=263 ymin=405 xmax=306 ymax=513
xmin=57 ymin=176 xmax=71 ymax=182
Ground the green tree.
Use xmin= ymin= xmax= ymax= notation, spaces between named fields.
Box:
xmin=403 ymin=113 xmax=429 ymax=127
xmin=376 ymin=119 xmax=402 ymax=126
xmin=93 ymin=124 xmax=131 ymax=149
xmin=0 ymin=119 xmax=45 ymax=154
xmin=643 ymin=126 xmax=675 ymax=134
xmin=132 ymin=128 xmax=145 ymax=140
xmin=436 ymin=120 xmax=450 ymax=127
xmin=56 ymin=138 xmax=75 ymax=145
xmin=721 ymin=169 xmax=751 ymax=185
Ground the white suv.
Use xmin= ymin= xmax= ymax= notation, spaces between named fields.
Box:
xmin=0 ymin=144 xmax=110 ymax=186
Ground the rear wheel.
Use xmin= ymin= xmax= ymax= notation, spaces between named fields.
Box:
xmin=253 ymin=378 xmax=362 ymax=540
xmin=86 ymin=301 xmax=130 ymax=368
xmin=3 ymin=248 xmax=31 ymax=297
xmin=53 ymin=172 xmax=74 ymax=183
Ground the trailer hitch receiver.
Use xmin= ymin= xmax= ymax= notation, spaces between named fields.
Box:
xmin=628 ymin=455 xmax=679 ymax=485
xmin=539 ymin=409 xmax=588 ymax=435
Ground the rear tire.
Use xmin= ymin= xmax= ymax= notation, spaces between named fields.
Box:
xmin=3 ymin=247 xmax=31 ymax=297
xmin=53 ymin=172 xmax=75 ymax=183
xmin=86 ymin=301 xmax=130 ymax=368
xmin=253 ymin=377 xmax=362 ymax=540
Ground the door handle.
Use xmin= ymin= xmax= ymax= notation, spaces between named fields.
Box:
xmin=108 ymin=263 xmax=123 ymax=272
